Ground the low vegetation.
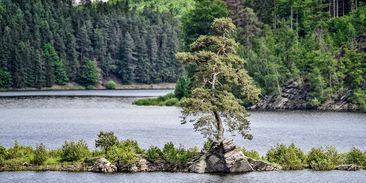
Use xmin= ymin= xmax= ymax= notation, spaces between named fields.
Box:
xmin=0 ymin=133 xmax=365 ymax=171
xmin=133 ymin=93 xmax=180 ymax=106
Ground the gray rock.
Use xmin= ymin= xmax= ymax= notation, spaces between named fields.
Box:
xmin=335 ymin=164 xmax=361 ymax=171
xmin=91 ymin=158 xmax=117 ymax=173
xmin=247 ymin=158 xmax=278 ymax=171
xmin=189 ymin=139 xmax=253 ymax=173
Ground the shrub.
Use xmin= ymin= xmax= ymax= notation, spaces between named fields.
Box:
xmin=106 ymin=140 xmax=143 ymax=165
xmin=61 ymin=140 xmax=90 ymax=162
xmin=0 ymin=146 xmax=5 ymax=166
xmin=163 ymin=98 xmax=179 ymax=106
xmin=133 ymin=93 xmax=179 ymax=106
xmin=95 ymin=131 xmax=119 ymax=154
xmin=346 ymin=147 xmax=366 ymax=167
xmin=307 ymin=146 xmax=341 ymax=170
xmin=203 ymin=139 xmax=214 ymax=152
xmin=6 ymin=141 xmax=33 ymax=160
xmin=162 ymin=142 xmax=199 ymax=167
xmin=242 ymin=148 xmax=261 ymax=160
xmin=105 ymin=80 xmax=117 ymax=90
xmin=146 ymin=146 xmax=163 ymax=162
xmin=32 ymin=144 xmax=48 ymax=165
xmin=266 ymin=144 xmax=305 ymax=170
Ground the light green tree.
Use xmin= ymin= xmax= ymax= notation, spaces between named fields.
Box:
xmin=176 ymin=18 xmax=260 ymax=142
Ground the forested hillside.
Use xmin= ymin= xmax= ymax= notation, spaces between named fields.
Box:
xmin=0 ymin=0 xmax=181 ymax=88
xmin=0 ymin=0 xmax=365 ymax=110
xmin=179 ymin=0 xmax=366 ymax=110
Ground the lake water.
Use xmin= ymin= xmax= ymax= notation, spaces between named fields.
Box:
xmin=0 ymin=90 xmax=365 ymax=182
xmin=0 ymin=170 xmax=366 ymax=183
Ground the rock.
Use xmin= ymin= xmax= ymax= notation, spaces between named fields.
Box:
xmin=247 ymin=158 xmax=278 ymax=171
xmin=91 ymin=158 xmax=117 ymax=173
xmin=189 ymin=139 xmax=253 ymax=173
xmin=251 ymin=78 xmax=360 ymax=111
xmin=335 ymin=164 xmax=361 ymax=171
xmin=119 ymin=158 xmax=150 ymax=173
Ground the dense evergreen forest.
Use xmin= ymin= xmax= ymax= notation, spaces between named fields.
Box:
xmin=0 ymin=0 xmax=365 ymax=109
xmin=0 ymin=0 xmax=181 ymax=88
xmin=178 ymin=0 xmax=366 ymax=110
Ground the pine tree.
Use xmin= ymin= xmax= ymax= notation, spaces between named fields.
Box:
xmin=176 ymin=18 xmax=260 ymax=142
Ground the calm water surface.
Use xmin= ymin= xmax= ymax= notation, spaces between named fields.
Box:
xmin=0 ymin=91 xmax=365 ymax=182
xmin=1 ymin=170 xmax=366 ymax=183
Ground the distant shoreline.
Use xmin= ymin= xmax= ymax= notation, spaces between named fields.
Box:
xmin=0 ymin=83 xmax=176 ymax=92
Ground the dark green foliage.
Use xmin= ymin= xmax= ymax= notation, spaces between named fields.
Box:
xmin=162 ymin=142 xmax=199 ymax=167
xmin=146 ymin=146 xmax=163 ymax=162
xmin=174 ymin=76 xmax=190 ymax=99
xmin=95 ymin=131 xmax=119 ymax=154
xmin=6 ymin=142 xmax=33 ymax=161
xmin=32 ymin=144 xmax=48 ymax=165
xmin=266 ymin=144 xmax=306 ymax=170
xmin=307 ymin=146 xmax=341 ymax=170
xmin=54 ymin=60 xmax=69 ymax=85
xmin=346 ymin=147 xmax=366 ymax=167
xmin=79 ymin=60 xmax=97 ymax=87
xmin=61 ymin=140 xmax=90 ymax=162
xmin=106 ymin=140 xmax=144 ymax=165
xmin=0 ymin=0 xmax=181 ymax=88
xmin=0 ymin=145 xmax=6 ymax=165
xmin=182 ymin=0 xmax=229 ymax=46
xmin=0 ymin=68 xmax=11 ymax=88
xmin=134 ymin=93 xmax=179 ymax=106
xmin=203 ymin=139 xmax=214 ymax=152
xmin=242 ymin=148 xmax=261 ymax=160
xmin=105 ymin=80 xmax=117 ymax=90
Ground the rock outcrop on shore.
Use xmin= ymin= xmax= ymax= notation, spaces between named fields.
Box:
xmin=251 ymin=79 xmax=359 ymax=111
xmin=189 ymin=139 xmax=276 ymax=173
xmin=91 ymin=158 xmax=117 ymax=173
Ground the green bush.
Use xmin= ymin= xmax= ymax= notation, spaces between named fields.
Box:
xmin=266 ymin=144 xmax=306 ymax=170
xmin=307 ymin=146 xmax=341 ymax=170
xmin=133 ymin=93 xmax=179 ymax=106
xmin=162 ymin=142 xmax=199 ymax=167
xmin=105 ymin=80 xmax=117 ymax=90
xmin=146 ymin=146 xmax=163 ymax=162
xmin=32 ymin=144 xmax=48 ymax=165
xmin=163 ymin=98 xmax=180 ymax=106
xmin=242 ymin=148 xmax=261 ymax=160
xmin=95 ymin=131 xmax=119 ymax=154
xmin=61 ymin=140 xmax=90 ymax=162
xmin=0 ymin=145 xmax=5 ymax=166
xmin=6 ymin=141 xmax=33 ymax=160
xmin=106 ymin=140 xmax=143 ymax=165
xmin=203 ymin=139 xmax=214 ymax=152
xmin=346 ymin=147 xmax=366 ymax=167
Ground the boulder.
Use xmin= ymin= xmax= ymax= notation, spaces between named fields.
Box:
xmin=189 ymin=139 xmax=253 ymax=173
xmin=247 ymin=158 xmax=278 ymax=171
xmin=91 ymin=158 xmax=117 ymax=173
xmin=119 ymin=158 xmax=150 ymax=173
xmin=335 ymin=164 xmax=361 ymax=171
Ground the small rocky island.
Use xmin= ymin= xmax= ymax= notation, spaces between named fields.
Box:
xmin=91 ymin=139 xmax=276 ymax=173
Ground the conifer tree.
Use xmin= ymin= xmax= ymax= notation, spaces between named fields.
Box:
xmin=176 ymin=18 xmax=260 ymax=142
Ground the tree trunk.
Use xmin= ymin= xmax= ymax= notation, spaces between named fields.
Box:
xmin=214 ymin=111 xmax=224 ymax=142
